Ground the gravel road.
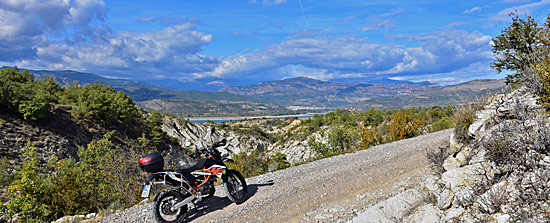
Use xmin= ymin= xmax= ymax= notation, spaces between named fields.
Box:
xmin=101 ymin=129 xmax=451 ymax=223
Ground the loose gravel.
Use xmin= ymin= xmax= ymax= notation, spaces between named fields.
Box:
xmin=100 ymin=129 xmax=451 ymax=223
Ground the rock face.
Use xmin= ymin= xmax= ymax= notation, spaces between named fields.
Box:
xmin=160 ymin=117 xmax=326 ymax=165
xmin=0 ymin=106 xmax=102 ymax=168
xmin=350 ymin=87 xmax=550 ymax=222
xmin=161 ymin=117 xmax=270 ymax=157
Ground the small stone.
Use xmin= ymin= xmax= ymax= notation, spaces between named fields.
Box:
xmin=442 ymin=155 xmax=461 ymax=170
xmin=86 ymin=212 xmax=97 ymax=219
xmin=437 ymin=189 xmax=454 ymax=210
xmin=444 ymin=207 xmax=464 ymax=221
xmin=493 ymin=214 xmax=510 ymax=223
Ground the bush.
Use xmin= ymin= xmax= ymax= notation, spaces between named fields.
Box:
xmin=60 ymin=82 xmax=139 ymax=125
xmin=430 ymin=117 xmax=454 ymax=132
xmin=0 ymin=67 xmax=61 ymax=120
xmin=426 ymin=146 xmax=450 ymax=174
xmin=4 ymin=133 xmax=143 ymax=222
xmin=268 ymin=152 xmax=290 ymax=170
xmin=386 ymin=110 xmax=423 ymax=141
xmin=453 ymin=104 xmax=479 ymax=144
xmin=5 ymin=143 xmax=54 ymax=222
xmin=359 ymin=126 xmax=383 ymax=150
xmin=227 ymin=150 xmax=268 ymax=178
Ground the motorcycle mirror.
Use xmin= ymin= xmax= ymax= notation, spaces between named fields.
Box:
xmin=184 ymin=141 xmax=191 ymax=147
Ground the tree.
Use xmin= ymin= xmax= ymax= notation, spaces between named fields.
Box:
xmin=491 ymin=12 xmax=544 ymax=83
xmin=0 ymin=67 xmax=61 ymax=120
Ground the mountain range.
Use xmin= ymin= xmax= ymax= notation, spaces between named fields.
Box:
xmin=219 ymin=77 xmax=438 ymax=109
xmin=15 ymin=67 xmax=508 ymax=116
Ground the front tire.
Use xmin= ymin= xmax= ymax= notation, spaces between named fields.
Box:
xmin=223 ymin=169 xmax=248 ymax=204
xmin=153 ymin=190 xmax=188 ymax=223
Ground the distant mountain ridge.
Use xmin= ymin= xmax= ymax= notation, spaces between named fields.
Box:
xmin=12 ymin=67 xmax=507 ymax=115
xmin=219 ymin=77 xmax=438 ymax=108
xmin=15 ymin=67 xmax=291 ymax=117
xmin=349 ymin=79 xmax=507 ymax=110
xmin=24 ymin=68 xmax=145 ymax=87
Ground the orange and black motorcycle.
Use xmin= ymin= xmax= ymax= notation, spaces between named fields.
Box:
xmin=138 ymin=139 xmax=247 ymax=223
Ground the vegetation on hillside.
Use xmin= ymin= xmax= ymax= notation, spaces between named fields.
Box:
xmin=426 ymin=13 xmax=550 ymax=221
xmin=219 ymin=106 xmax=454 ymax=178
xmin=492 ymin=12 xmax=550 ymax=111
xmin=0 ymin=67 xmax=173 ymax=222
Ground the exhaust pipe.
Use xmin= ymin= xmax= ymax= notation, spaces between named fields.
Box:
xmin=171 ymin=194 xmax=197 ymax=212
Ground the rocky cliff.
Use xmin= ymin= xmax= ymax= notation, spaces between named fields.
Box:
xmin=161 ymin=117 xmax=271 ymax=157
xmin=350 ymin=87 xmax=550 ymax=222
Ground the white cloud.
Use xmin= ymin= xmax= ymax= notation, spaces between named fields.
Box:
xmin=492 ymin=0 xmax=550 ymax=22
xmin=0 ymin=0 xmax=217 ymax=80
xmin=463 ymin=6 xmax=482 ymax=14
xmin=262 ymin=0 xmax=287 ymax=6
xmin=361 ymin=20 xmax=394 ymax=32
xmin=0 ymin=0 xmax=109 ymax=61
xmin=203 ymin=30 xmax=492 ymax=81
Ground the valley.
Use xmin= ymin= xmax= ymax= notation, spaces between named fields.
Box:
xmin=24 ymin=67 xmax=506 ymax=117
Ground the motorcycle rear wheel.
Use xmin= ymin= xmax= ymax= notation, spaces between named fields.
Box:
xmin=153 ymin=190 xmax=188 ymax=223
xmin=223 ymin=169 xmax=248 ymax=204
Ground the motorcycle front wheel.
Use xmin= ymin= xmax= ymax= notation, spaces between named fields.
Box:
xmin=222 ymin=169 xmax=248 ymax=204
xmin=153 ymin=190 xmax=188 ymax=223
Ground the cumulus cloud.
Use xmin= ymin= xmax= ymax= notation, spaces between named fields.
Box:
xmin=0 ymin=0 xmax=496 ymax=85
xmin=463 ymin=6 xmax=482 ymax=14
xmin=0 ymin=0 xmax=108 ymax=61
xmin=23 ymin=24 xmax=214 ymax=77
xmin=0 ymin=0 xmax=216 ymax=80
xmin=202 ymin=30 xmax=492 ymax=81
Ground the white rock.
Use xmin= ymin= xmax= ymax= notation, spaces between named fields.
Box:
xmin=443 ymin=155 xmax=461 ymax=171
xmin=493 ymin=213 xmax=510 ymax=223
xmin=86 ymin=213 xmax=97 ymax=219
xmin=406 ymin=204 xmax=442 ymax=223
xmin=349 ymin=189 xmax=424 ymax=223
xmin=437 ymin=189 xmax=455 ymax=210
xmin=444 ymin=207 xmax=464 ymax=221
xmin=441 ymin=164 xmax=480 ymax=192
xmin=468 ymin=109 xmax=496 ymax=138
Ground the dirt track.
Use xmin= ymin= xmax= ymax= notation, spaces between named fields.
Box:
xmin=102 ymin=129 xmax=451 ymax=223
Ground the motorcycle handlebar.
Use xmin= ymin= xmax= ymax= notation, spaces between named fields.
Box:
xmin=188 ymin=139 xmax=226 ymax=158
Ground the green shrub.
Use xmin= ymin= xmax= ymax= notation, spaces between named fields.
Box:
xmin=61 ymin=82 xmax=139 ymax=124
xmin=0 ymin=67 xmax=61 ymax=121
xmin=5 ymin=143 xmax=54 ymax=222
xmin=453 ymin=103 xmax=480 ymax=144
xmin=4 ymin=133 xmax=143 ymax=222
xmin=268 ymin=152 xmax=290 ymax=170
xmin=430 ymin=117 xmax=454 ymax=132
xmin=0 ymin=157 xmax=15 ymax=188
xmin=227 ymin=150 xmax=268 ymax=178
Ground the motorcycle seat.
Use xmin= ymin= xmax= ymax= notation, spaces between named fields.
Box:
xmin=177 ymin=159 xmax=206 ymax=174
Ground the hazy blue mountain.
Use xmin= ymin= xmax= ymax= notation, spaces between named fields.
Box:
xmin=349 ymin=79 xmax=507 ymax=110
xmin=25 ymin=68 xmax=145 ymax=87
xmin=219 ymin=77 xmax=434 ymax=108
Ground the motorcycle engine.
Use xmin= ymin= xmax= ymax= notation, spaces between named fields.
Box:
xmin=199 ymin=183 xmax=215 ymax=198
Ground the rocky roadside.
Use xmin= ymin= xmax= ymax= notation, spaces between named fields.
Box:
xmin=99 ymin=129 xmax=451 ymax=223
xmin=348 ymin=87 xmax=550 ymax=222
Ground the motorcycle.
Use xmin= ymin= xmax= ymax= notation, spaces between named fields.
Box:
xmin=138 ymin=139 xmax=248 ymax=223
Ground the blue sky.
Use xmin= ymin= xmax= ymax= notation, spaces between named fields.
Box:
xmin=1 ymin=0 xmax=550 ymax=87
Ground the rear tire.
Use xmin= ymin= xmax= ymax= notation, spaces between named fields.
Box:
xmin=223 ymin=169 xmax=248 ymax=204
xmin=153 ymin=190 xmax=188 ymax=223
